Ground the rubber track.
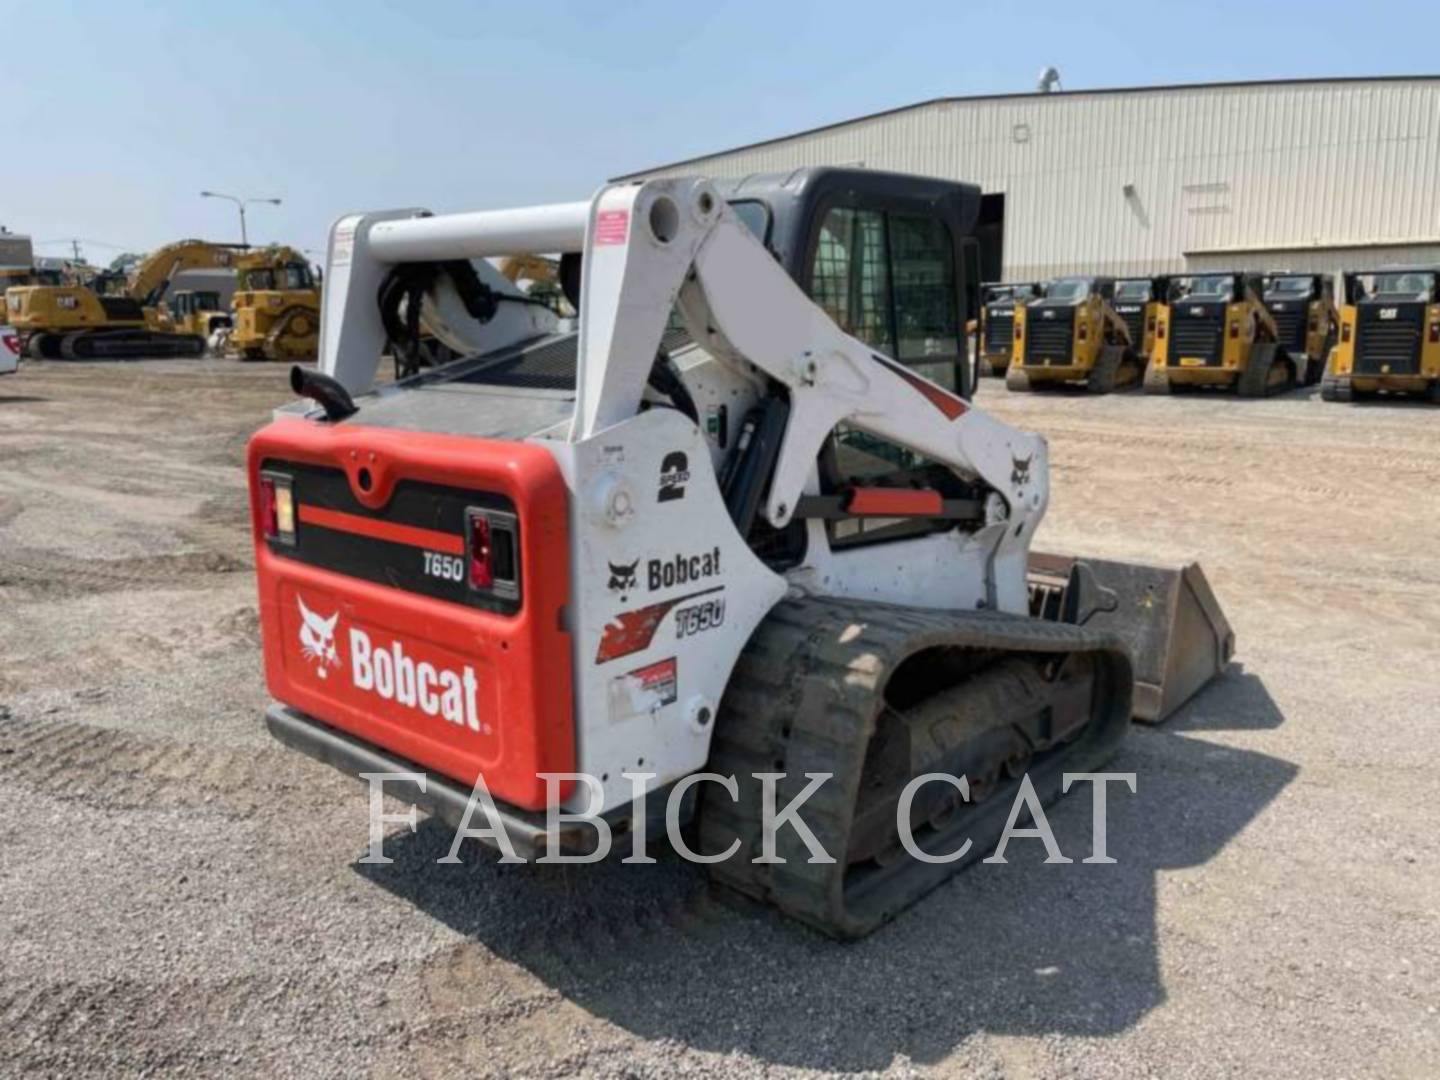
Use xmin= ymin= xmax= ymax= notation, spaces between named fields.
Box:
xmin=698 ymin=595 xmax=1133 ymax=938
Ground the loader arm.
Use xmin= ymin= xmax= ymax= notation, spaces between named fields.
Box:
xmin=565 ymin=180 xmax=1047 ymax=611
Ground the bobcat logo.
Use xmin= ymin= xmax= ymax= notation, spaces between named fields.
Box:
xmin=297 ymin=596 xmax=340 ymax=679
xmin=608 ymin=560 xmax=639 ymax=597
xmin=1011 ymin=453 xmax=1034 ymax=488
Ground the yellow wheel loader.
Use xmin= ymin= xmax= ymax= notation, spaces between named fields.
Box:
xmin=1007 ymin=276 xmax=1143 ymax=393
xmin=1144 ymin=272 xmax=1299 ymax=396
xmin=1322 ymin=267 xmax=1440 ymax=403
xmin=229 ymin=246 xmax=321 ymax=362
xmin=5 ymin=239 xmax=241 ymax=360
xmin=251 ymin=168 xmax=1233 ymax=938
xmin=974 ymin=281 xmax=1040 ymax=376
xmin=1112 ymin=275 xmax=1170 ymax=363
xmin=1261 ymin=272 xmax=1336 ymax=386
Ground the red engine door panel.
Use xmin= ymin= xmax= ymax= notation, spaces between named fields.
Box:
xmin=248 ymin=418 xmax=574 ymax=811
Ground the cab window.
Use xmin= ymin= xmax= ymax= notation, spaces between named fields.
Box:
xmin=810 ymin=207 xmax=894 ymax=353
xmin=890 ymin=213 xmax=958 ymax=364
xmin=808 ymin=204 xmax=967 ymax=550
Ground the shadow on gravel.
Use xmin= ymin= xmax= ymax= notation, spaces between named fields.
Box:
xmin=356 ymin=678 xmax=1297 ymax=1072
xmin=1163 ymin=662 xmax=1285 ymax=733
xmin=0 ymin=395 xmax=49 ymax=404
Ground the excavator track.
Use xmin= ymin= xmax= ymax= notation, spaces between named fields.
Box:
xmin=57 ymin=330 xmax=206 ymax=360
xmin=699 ymin=595 xmax=1133 ymax=938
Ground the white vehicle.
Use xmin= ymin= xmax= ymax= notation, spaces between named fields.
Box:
xmin=0 ymin=324 xmax=19 ymax=375
xmin=249 ymin=169 xmax=1232 ymax=937
xmin=0 ymin=228 xmax=30 ymax=375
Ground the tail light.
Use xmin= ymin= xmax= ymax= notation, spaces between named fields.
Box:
xmin=1146 ymin=316 xmax=1156 ymax=331
xmin=259 ymin=471 xmax=296 ymax=545
xmin=1308 ymin=319 xmax=1318 ymax=332
xmin=1229 ymin=322 xmax=1240 ymax=339
xmin=467 ymin=508 xmax=519 ymax=600
xmin=1430 ymin=323 xmax=1440 ymax=343
xmin=1077 ymin=323 xmax=1088 ymax=342
xmin=1015 ymin=322 xmax=1023 ymax=341
xmin=1342 ymin=324 xmax=1352 ymax=342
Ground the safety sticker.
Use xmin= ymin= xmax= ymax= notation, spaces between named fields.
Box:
xmin=608 ymin=656 xmax=678 ymax=721
xmin=594 ymin=209 xmax=630 ymax=246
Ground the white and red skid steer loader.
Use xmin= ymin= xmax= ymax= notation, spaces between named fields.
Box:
xmin=250 ymin=169 xmax=1233 ymax=937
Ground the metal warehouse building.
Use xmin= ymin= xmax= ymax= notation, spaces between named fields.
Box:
xmin=621 ymin=76 xmax=1440 ymax=284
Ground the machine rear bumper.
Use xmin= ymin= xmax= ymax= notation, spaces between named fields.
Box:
xmin=266 ymin=703 xmax=620 ymax=858
xmin=1349 ymin=374 xmax=1434 ymax=391
xmin=1164 ymin=366 xmax=1237 ymax=386
xmin=1020 ymin=362 xmax=1091 ymax=380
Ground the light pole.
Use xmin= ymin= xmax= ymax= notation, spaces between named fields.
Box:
xmin=199 ymin=191 xmax=282 ymax=247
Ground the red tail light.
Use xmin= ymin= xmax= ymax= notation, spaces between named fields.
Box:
xmin=1146 ymin=317 xmax=1156 ymax=331
xmin=1157 ymin=323 xmax=1165 ymax=340
xmin=1015 ymin=323 xmax=1023 ymax=340
xmin=258 ymin=471 xmax=295 ymax=545
xmin=1308 ymin=319 xmax=1318 ymax=332
xmin=1429 ymin=322 xmax=1439 ymax=343
xmin=1229 ymin=322 xmax=1240 ymax=339
xmin=467 ymin=508 xmax=520 ymax=600
xmin=468 ymin=513 xmax=494 ymax=590
xmin=1342 ymin=324 xmax=1352 ymax=342
xmin=1077 ymin=324 xmax=1088 ymax=341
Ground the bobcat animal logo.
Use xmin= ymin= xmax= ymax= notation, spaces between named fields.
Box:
xmin=1011 ymin=453 xmax=1034 ymax=488
xmin=608 ymin=560 xmax=639 ymax=598
xmin=297 ymin=596 xmax=341 ymax=679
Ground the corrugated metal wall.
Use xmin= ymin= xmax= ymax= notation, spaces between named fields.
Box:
xmin=625 ymin=79 xmax=1440 ymax=282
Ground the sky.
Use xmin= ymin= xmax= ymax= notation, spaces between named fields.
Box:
xmin=4 ymin=0 xmax=1437 ymax=264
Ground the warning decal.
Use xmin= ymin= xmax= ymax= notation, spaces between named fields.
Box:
xmin=594 ymin=209 xmax=630 ymax=246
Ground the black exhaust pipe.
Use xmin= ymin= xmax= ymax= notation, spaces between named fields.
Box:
xmin=290 ymin=366 xmax=357 ymax=422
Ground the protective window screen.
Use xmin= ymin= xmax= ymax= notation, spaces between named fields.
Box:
xmin=811 ymin=208 xmax=894 ymax=352
xmin=890 ymin=214 xmax=958 ymax=363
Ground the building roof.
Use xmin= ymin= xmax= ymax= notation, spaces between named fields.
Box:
xmin=617 ymin=74 xmax=1440 ymax=179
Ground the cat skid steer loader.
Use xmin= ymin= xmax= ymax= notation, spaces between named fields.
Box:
xmin=974 ymin=281 xmax=1041 ymax=376
xmin=250 ymin=168 xmax=1232 ymax=937
xmin=1144 ymin=272 xmax=1304 ymax=396
xmin=1112 ymin=276 xmax=1170 ymax=363
xmin=1322 ymin=267 xmax=1440 ymax=403
xmin=1007 ymin=276 xmax=1143 ymax=393
xmin=1260 ymin=272 xmax=1336 ymax=381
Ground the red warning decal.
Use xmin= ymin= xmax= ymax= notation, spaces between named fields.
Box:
xmin=594 ymin=209 xmax=630 ymax=246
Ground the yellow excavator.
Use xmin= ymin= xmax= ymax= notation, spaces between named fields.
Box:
xmin=498 ymin=254 xmax=572 ymax=316
xmin=5 ymin=239 xmax=241 ymax=359
xmin=228 ymin=246 xmax=321 ymax=361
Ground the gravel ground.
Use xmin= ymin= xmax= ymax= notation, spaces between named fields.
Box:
xmin=0 ymin=358 xmax=1436 ymax=1078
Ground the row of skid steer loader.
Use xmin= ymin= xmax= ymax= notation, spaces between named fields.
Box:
xmin=249 ymin=168 xmax=1234 ymax=937
xmin=981 ymin=270 xmax=1335 ymax=398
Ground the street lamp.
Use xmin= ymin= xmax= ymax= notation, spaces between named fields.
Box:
xmin=199 ymin=191 xmax=282 ymax=247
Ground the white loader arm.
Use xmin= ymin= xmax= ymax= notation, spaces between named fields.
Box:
xmin=569 ymin=178 xmax=1048 ymax=545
